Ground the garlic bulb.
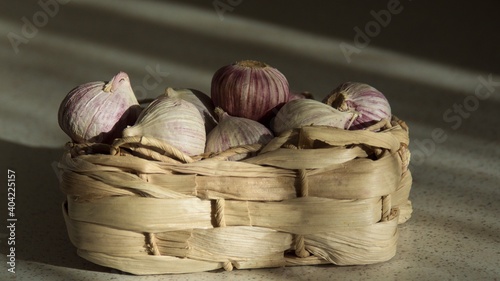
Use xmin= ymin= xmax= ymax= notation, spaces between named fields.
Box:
xmin=164 ymin=87 xmax=217 ymax=134
xmin=123 ymin=95 xmax=206 ymax=156
xmin=211 ymin=60 xmax=289 ymax=122
xmin=271 ymin=99 xmax=354 ymax=135
xmin=323 ymin=82 xmax=391 ymax=129
xmin=58 ymin=72 xmax=141 ymax=144
xmin=205 ymin=108 xmax=274 ymax=160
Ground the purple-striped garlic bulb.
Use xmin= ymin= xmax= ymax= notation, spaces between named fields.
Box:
xmin=123 ymin=95 xmax=206 ymax=156
xmin=58 ymin=72 xmax=141 ymax=144
xmin=210 ymin=60 xmax=289 ymax=122
xmin=323 ymin=82 xmax=391 ymax=130
xmin=271 ymin=99 xmax=354 ymax=135
xmin=205 ymin=108 xmax=274 ymax=160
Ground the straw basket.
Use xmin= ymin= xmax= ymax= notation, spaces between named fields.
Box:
xmin=57 ymin=116 xmax=412 ymax=275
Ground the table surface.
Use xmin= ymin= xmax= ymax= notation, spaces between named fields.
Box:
xmin=0 ymin=1 xmax=499 ymax=280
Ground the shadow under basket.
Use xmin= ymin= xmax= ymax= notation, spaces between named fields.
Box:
xmin=57 ymin=116 xmax=413 ymax=275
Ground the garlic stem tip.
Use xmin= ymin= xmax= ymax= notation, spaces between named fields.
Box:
xmin=103 ymin=82 xmax=112 ymax=93
xmin=165 ymin=87 xmax=177 ymax=97
xmin=236 ymin=60 xmax=268 ymax=68
xmin=214 ymin=107 xmax=227 ymax=120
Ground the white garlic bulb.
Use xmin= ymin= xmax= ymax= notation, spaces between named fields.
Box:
xmin=123 ymin=95 xmax=206 ymax=156
xmin=271 ymin=99 xmax=355 ymax=135
xmin=205 ymin=108 xmax=274 ymax=160
xmin=165 ymin=87 xmax=217 ymax=134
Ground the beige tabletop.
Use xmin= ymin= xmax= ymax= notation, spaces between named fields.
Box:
xmin=0 ymin=1 xmax=499 ymax=280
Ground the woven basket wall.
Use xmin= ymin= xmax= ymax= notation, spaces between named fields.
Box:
xmin=57 ymin=116 xmax=413 ymax=275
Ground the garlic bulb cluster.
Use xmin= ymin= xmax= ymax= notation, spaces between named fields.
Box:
xmin=206 ymin=108 xmax=274 ymax=160
xmin=58 ymin=72 xmax=141 ymax=144
xmin=57 ymin=60 xmax=396 ymax=160
xmin=271 ymin=99 xmax=354 ymax=135
xmin=211 ymin=60 xmax=289 ymax=122
xmin=323 ymin=82 xmax=391 ymax=129
xmin=123 ymin=93 xmax=206 ymax=156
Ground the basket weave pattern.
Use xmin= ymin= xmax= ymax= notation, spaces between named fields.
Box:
xmin=58 ymin=117 xmax=412 ymax=275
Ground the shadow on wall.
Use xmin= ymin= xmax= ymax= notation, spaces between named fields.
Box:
xmin=2 ymin=1 xmax=499 ymax=96
xmin=165 ymin=0 xmax=500 ymax=74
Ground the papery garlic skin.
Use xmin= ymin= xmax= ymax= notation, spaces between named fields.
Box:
xmin=123 ymin=96 xmax=206 ymax=156
xmin=211 ymin=60 xmax=289 ymax=122
xmin=288 ymin=91 xmax=314 ymax=101
xmin=323 ymin=82 xmax=391 ymax=130
xmin=205 ymin=108 xmax=274 ymax=160
xmin=165 ymin=87 xmax=218 ymax=134
xmin=58 ymin=72 xmax=141 ymax=144
xmin=271 ymin=99 xmax=354 ymax=135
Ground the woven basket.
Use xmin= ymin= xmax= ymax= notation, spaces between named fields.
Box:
xmin=57 ymin=116 xmax=412 ymax=275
